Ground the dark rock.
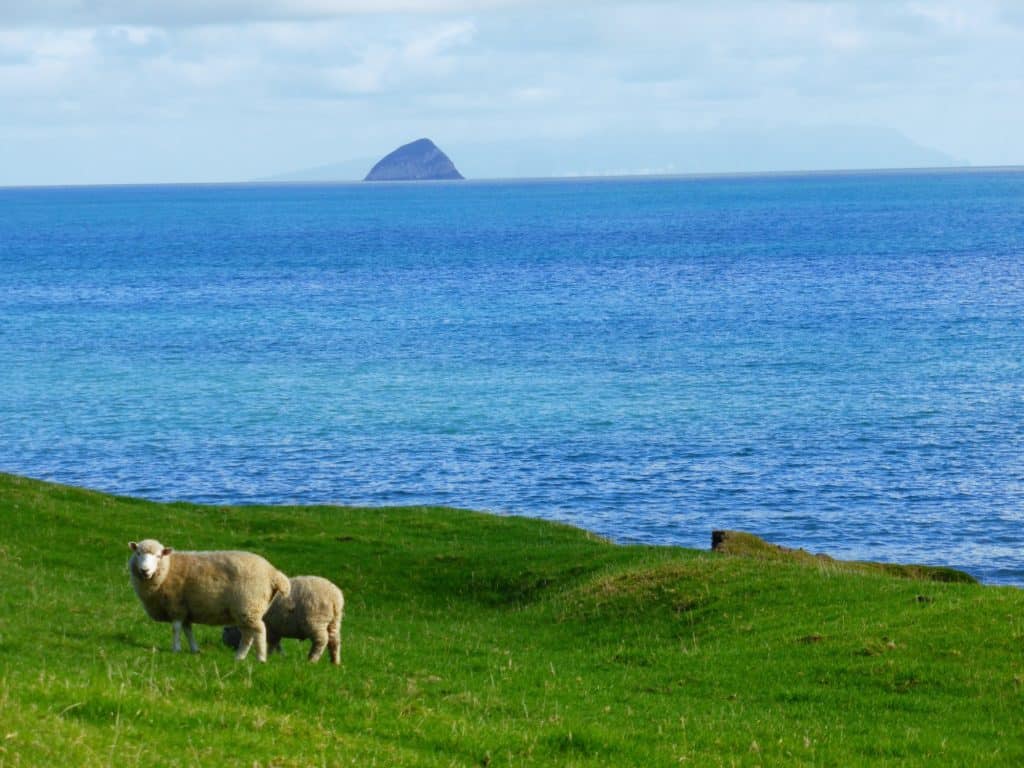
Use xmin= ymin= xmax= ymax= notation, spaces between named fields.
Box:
xmin=364 ymin=138 xmax=464 ymax=182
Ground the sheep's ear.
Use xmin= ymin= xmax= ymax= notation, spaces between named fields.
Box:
xmin=129 ymin=541 xmax=138 ymax=551
xmin=162 ymin=547 xmax=173 ymax=556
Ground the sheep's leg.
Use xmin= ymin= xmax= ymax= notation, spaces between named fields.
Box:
xmin=327 ymin=619 xmax=341 ymax=665
xmin=172 ymin=620 xmax=183 ymax=652
xmin=235 ymin=629 xmax=255 ymax=661
xmin=308 ymin=627 xmax=328 ymax=663
xmin=236 ymin=616 xmax=268 ymax=662
xmin=238 ymin=623 xmax=267 ymax=662
xmin=184 ymin=622 xmax=200 ymax=654
xmin=253 ymin=621 xmax=268 ymax=662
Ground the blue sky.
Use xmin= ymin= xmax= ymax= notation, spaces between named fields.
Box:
xmin=1 ymin=1 xmax=1021 ymax=185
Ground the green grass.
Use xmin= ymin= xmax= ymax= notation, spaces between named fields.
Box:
xmin=1 ymin=472 xmax=1022 ymax=766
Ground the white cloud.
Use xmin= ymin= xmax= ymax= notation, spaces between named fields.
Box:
xmin=325 ymin=48 xmax=391 ymax=94
xmin=405 ymin=19 xmax=475 ymax=60
xmin=0 ymin=0 xmax=1021 ymax=184
xmin=313 ymin=19 xmax=476 ymax=95
xmin=0 ymin=0 xmax=528 ymax=27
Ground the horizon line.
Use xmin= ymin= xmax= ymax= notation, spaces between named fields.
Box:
xmin=2 ymin=163 xmax=1023 ymax=192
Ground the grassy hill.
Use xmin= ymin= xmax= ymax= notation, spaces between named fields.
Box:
xmin=0 ymin=472 xmax=1021 ymax=766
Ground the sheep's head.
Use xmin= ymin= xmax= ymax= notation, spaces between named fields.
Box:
xmin=129 ymin=539 xmax=173 ymax=580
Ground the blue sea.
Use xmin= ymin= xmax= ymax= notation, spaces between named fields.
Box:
xmin=2 ymin=170 xmax=1022 ymax=584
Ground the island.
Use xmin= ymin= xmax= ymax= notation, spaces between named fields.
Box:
xmin=363 ymin=138 xmax=464 ymax=181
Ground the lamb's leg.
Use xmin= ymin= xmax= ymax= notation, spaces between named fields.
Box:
xmin=172 ymin=620 xmax=183 ymax=652
xmin=184 ymin=622 xmax=200 ymax=654
xmin=308 ymin=626 xmax=328 ymax=663
xmin=327 ymin=620 xmax=341 ymax=665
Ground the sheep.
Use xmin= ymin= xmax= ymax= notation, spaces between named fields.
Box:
xmin=222 ymin=575 xmax=345 ymax=665
xmin=127 ymin=538 xmax=290 ymax=662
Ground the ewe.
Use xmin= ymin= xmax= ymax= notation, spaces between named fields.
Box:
xmin=128 ymin=539 xmax=290 ymax=662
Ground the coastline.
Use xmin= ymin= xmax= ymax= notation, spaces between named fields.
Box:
xmin=2 ymin=470 xmax=1022 ymax=766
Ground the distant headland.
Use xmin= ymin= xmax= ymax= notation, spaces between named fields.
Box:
xmin=364 ymin=138 xmax=464 ymax=182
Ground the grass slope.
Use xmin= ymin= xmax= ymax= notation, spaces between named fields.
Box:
xmin=0 ymin=472 xmax=1021 ymax=766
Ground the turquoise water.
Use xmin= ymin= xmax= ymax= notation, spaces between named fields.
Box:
xmin=2 ymin=171 xmax=1023 ymax=583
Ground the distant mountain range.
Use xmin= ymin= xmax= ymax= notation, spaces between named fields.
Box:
xmin=258 ymin=124 xmax=964 ymax=183
xmin=261 ymin=156 xmax=378 ymax=183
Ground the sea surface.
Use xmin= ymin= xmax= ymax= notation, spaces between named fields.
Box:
xmin=2 ymin=170 xmax=1023 ymax=584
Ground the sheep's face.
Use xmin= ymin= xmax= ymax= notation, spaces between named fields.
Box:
xmin=129 ymin=539 xmax=172 ymax=580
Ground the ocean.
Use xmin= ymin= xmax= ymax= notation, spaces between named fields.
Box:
xmin=1 ymin=170 xmax=1022 ymax=583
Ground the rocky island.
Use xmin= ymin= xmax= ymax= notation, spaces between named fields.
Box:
xmin=364 ymin=138 xmax=464 ymax=181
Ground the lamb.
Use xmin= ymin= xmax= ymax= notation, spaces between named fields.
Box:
xmin=127 ymin=538 xmax=290 ymax=662
xmin=222 ymin=575 xmax=345 ymax=665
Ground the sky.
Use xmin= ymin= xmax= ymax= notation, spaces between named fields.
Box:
xmin=1 ymin=0 xmax=1022 ymax=185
